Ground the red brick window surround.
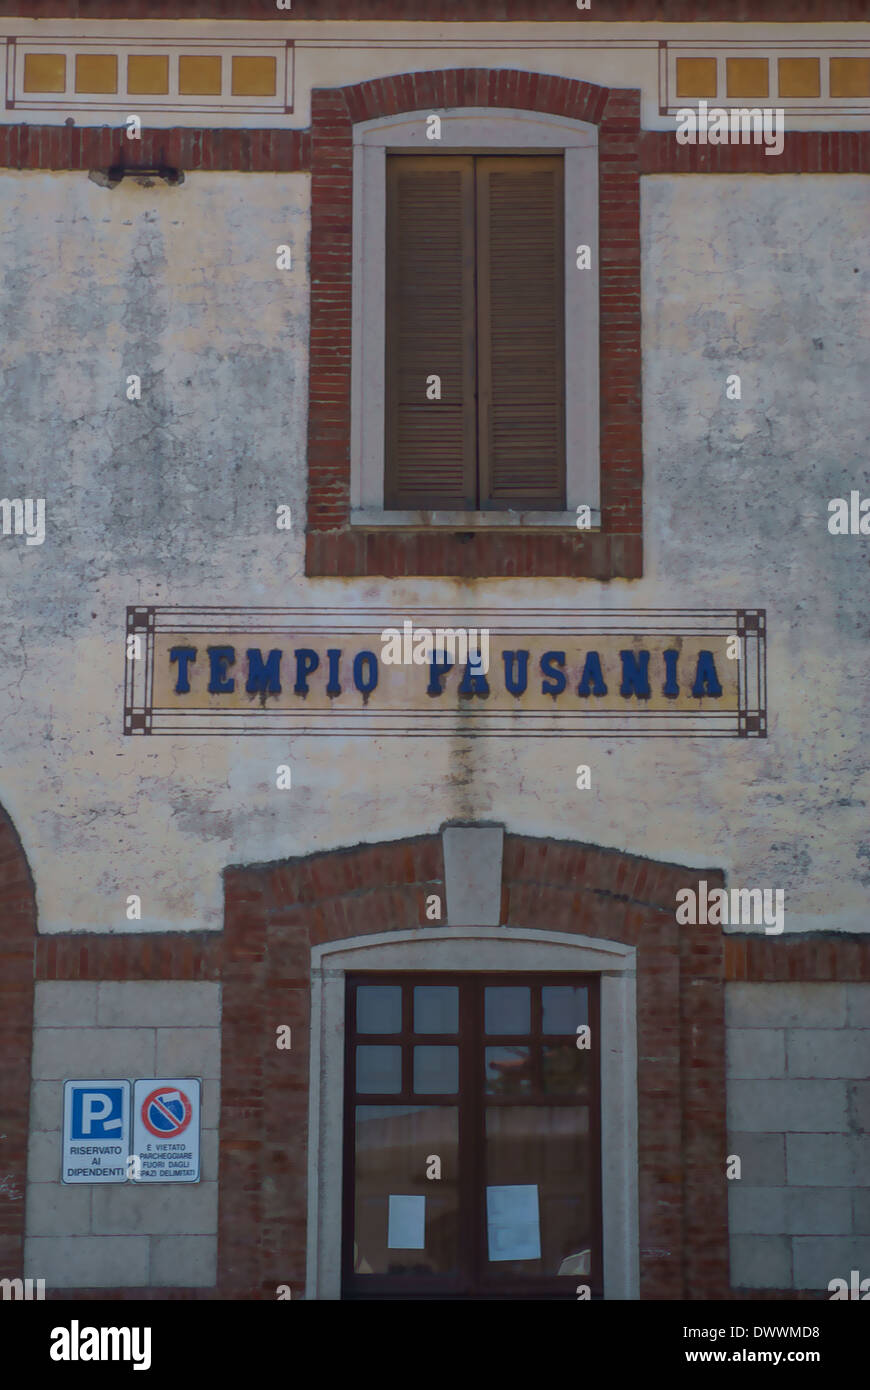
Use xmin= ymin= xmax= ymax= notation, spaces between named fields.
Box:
xmin=306 ymin=71 xmax=642 ymax=580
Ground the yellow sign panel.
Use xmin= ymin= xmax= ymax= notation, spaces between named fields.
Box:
xmin=125 ymin=607 xmax=766 ymax=738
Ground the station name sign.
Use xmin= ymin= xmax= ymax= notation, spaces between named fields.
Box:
xmin=124 ymin=606 xmax=766 ymax=738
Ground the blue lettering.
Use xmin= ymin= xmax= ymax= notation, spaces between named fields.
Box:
xmin=326 ymin=648 xmax=342 ymax=697
xmin=170 ymin=646 xmax=196 ymax=695
xmin=294 ymin=648 xmax=319 ymax=696
xmin=662 ymin=649 xmax=680 ymax=698
xmin=459 ymin=662 xmax=489 ymax=696
xmin=619 ymin=650 xmax=650 ymax=699
xmin=577 ymin=651 xmax=607 ymax=698
xmin=691 ymin=650 xmax=723 ymax=698
xmin=540 ymin=651 xmax=566 ymax=697
xmin=246 ymin=648 xmax=282 ymax=696
xmin=207 ymin=646 xmax=235 ymax=694
xmin=502 ymin=650 xmax=529 ymax=696
xmin=427 ymin=655 xmax=453 ymax=695
xmin=353 ymin=650 xmax=378 ymax=697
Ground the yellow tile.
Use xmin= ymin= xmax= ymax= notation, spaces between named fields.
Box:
xmin=676 ymin=57 xmax=717 ymax=100
xmin=830 ymin=57 xmax=870 ymax=98
xmin=23 ymin=53 xmax=65 ymax=93
xmin=726 ymin=58 xmax=769 ymax=99
xmin=231 ymin=56 xmax=277 ymax=97
xmin=178 ymin=55 xmax=222 ymax=96
xmin=127 ymin=55 xmax=169 ymax=96
xmin=75 ymin=53 xmax=118 ymax=94
xmin=778 ymin=58 xmax=820 ymax=98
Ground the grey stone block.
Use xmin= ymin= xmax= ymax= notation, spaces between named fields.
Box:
xmin=730 ymin=1235 xmax=792 ymax=1289
xmin=155 ymin=1028 xmax=220 ymax=1078
xmin=443 ymin=824 xmax=504 ymax=927
xmin=726 ymin=983 xmax=846 ymax=1030
xmin=728 ymin=1080 xmax=847 ymax=1133
xmin=200 ymin=1129 xmax=218 ymax=1182
xmin=29 ymin=1080 xmax=63 ymax=1132
xmin=32 ymin=1027 xmax=155 ymax=1080
xmin=793 ymin=1236 xmax=870 ymax=1291
xmin=729 ymin=1186 xmax=787 ymax=1235
xmin=34 ymin=983 xmax=98 ymax=1027
xmin=27 ymin=1130 xmax=61 ymax=1183
xmin=727 ymin=1029 xmax=785 ymax=1078
xmin=24 ymin=1235 xmax=150 ymax=1287
xmin=786 ymin=1134 xmax=870 ymax=1187
xmin=726 ymin=1132 xmax=786 ymax=1186
xmin=150 ymin=1235 xmax=217 ymax=1287
xmin=97 ymin=981 xmax=220 ymax=1027
xmin=853 ymin=1191 xmax=870 ymax=1234
xmin=202 ymin=1078 xmax=220 ymax=1130
xmin=787 ymin=1029 xmax=870 ymax=1079
xmin=93 ymin=1182 xmax=217 ymax=1236
xmin=849 ymin=1081 xmax=870 ymax=1133
xmin=785 ymin=1188 xmax=853 ymax=1236
xmin=25 ymin=1182 xmax=91 ymax=1237
xmin=845 ymin=985 xmax=870 ymax=1028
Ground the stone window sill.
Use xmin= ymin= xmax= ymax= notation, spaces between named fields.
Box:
xmin=349 ymin=508 xmax=602 ymax=531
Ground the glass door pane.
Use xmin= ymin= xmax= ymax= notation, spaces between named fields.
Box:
xmin=483 ymin=1105 xmax=593 ymax=1279
xmin=344 ymin=973 xmax=600 ymax=1298
xmin=353 ymin=1104 xmax=459 ymax=1276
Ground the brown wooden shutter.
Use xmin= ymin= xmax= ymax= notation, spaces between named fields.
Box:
xmin=475 ymin=156 xmax=565 ymax=509
xmin=385 ymin=156 xmax=477 ymax=509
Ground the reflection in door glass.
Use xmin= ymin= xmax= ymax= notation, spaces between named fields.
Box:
xmin=354 ymin=1105 xmax=459 ymax=1275
xmin=485 ymin=1106 xmax=592 ymax=1277
xmin=413 ymin=985 xmax=459 ymax=1034
xmin=485 ymin=986 xmax=530 ymax=1034
xmin=356 ymin=1045 xmax=402 ymax=1093
xmin=356 ymin=985 xmax=403 ymax=1034
xmin=541 ymin=985 xmax=588 ymax=1033
xmin=542 ymin=1042 xmax=592 ymax=1095
xmin=485 ymin=1046 xmax=532 ymax=1095
xmin=413 ymin=1045 xmax=459 ymax=1094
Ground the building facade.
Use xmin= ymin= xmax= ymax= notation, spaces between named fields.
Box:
xmin=0 ymin=0 xmax=868 ymax=1301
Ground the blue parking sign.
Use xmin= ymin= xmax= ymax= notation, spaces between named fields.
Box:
xmin=62 ymin=1080 xmax=131 ymax=1184
xmin=71 ymin=1087 xmax=124 ymax=1139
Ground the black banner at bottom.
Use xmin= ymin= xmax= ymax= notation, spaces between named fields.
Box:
xmin=6 ymin=1297 xmax=863 ymax=1377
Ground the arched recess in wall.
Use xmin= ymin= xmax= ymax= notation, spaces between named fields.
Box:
xmin=220 ymin=828 xmax=729 ymax=1300
xmin=0 ymin=802 xmax=37 ymax=1280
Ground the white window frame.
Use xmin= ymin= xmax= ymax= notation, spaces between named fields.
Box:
xmin=305 ymin=926 xmax=638 ymax=1300
xmin=350 ymin=108 xmax=601 ymax=530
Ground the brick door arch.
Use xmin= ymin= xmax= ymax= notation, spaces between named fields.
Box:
xmin=220 ymin=830 xmax=729 ymax=1298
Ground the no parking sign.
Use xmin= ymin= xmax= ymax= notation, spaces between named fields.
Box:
xmin=132 ymin=1078 xmax=200 ymax=1182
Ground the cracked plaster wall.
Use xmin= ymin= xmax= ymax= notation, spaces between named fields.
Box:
xmin=0 ymin=170 xmax=866 ymax=935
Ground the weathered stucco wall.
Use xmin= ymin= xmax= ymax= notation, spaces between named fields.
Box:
xmin=0 ymin=169 xmax=867 ymax=934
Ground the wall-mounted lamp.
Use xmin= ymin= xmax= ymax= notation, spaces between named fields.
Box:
xmin=102 ymin=145 xmax=183 ymax=185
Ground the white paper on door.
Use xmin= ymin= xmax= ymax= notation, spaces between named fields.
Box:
xmin=387 ymin=1193 xmax=426 ymax=1249
xmin=486 ymin=1183 xmax=541 ymax=1262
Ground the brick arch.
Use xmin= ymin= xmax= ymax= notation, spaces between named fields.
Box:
xmin=0 ymin=803 xmax=37 ymax=1281
xmin=338 ymin=69 xmax=611 ymax=127
xmin=305 ymin=68 xmax=642 ymax=580
xmin=220 ymin=830 xmax=727 ymax=1299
